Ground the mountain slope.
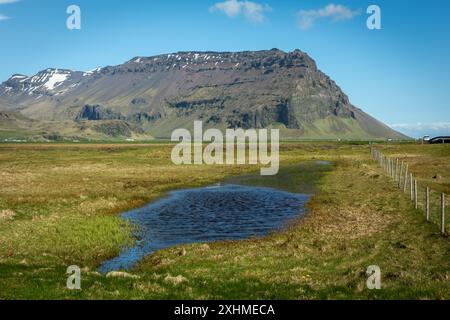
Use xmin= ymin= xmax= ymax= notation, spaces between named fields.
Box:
xmin=0 ymin=49 xmax=407 ymax=141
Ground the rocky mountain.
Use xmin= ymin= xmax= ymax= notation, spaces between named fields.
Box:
xmin=0 ymin=49 xmax=407 ymax=141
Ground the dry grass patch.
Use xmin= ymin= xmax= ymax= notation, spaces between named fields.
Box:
xmin=0 ymin=209 xmax=16 ymax=221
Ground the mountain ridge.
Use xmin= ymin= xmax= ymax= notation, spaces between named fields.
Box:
xmin=0 ymin=49 xmax=408 ymax=141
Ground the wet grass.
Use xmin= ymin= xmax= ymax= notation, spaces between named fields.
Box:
xmin=225 ymin=161 xmax=333 ymax=194
xmin=0 ymin=142 xmax=449 ymax=299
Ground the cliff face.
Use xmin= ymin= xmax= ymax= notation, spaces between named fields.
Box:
xmin=0 ymin=49 xmax=407 ymax=140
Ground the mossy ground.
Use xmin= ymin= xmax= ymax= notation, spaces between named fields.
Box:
xmin=0 ymin=142 xmax=448 ymax=299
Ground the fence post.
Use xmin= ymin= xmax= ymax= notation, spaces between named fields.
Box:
xmin=386 ymin=157 xmax=389 ymax=175
xmin=404 ymin=164 xmax=409 ymax=193
xmin=395 ymin=159 xmax=399 ymax=182
xmin=391 ymin=159 xmax=395 ymax=179
xmin=387 ymin=158 xmax=390 ymax=176
xmin=441 ymin=193 xmax=446 ymax=236
xmin=414 ymin=180 xmax=418 ymax=209
xmin=410 ymin=173 xmax=414 ymax=201
xmin=392 ymin=158 xmax=395 ymax=179
xmin=391 ymin=158 xmax=394 ymax=178
xmin=398 ymin=162 xmax=404 ymax=189
xmin=426 ymin=187 xmax=430 ymax=222
xmin=395 ymin=159 xmax=398 ymax=183
xmin=393 ymin=159 xmax=397 ymax=181
xmin=387 ymin=157 xmax=390 ymax=175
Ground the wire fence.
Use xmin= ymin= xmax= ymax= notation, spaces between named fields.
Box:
xmin=371 ymin=148 xmax=448 ymax=236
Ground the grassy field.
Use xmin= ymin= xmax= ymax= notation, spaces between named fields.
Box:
xmin=376 ymin=144 xmax=450 ymax=229
xmin=0 ymin=142 xmax=448 ymax=299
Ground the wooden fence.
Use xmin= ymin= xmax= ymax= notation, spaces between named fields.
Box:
xmin=371 ymin=148 xmax=447 ymax=236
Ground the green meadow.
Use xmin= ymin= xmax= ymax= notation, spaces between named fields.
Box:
xmin=0 ymin=142 xmax=448 ymax=299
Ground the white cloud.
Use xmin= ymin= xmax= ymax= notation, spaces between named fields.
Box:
xmin=210 ymin=0 xmax=272 ymax=23
xmin=0 ymin=0 xmax=19 ymax=22
xmin=0 ymin=0 xmax=19 ymax=4
xmin=390 ymin=122 xmax=450 ymax=138
xmin=297 ymin=3 xmax=360 ymax=30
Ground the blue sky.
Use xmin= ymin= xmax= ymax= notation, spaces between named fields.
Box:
xmin=0 ymin=0 xmax=449 ymax=137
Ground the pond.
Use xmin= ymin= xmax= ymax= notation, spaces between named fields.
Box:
xmin=98 ymin=161 xmax=331 ymax=274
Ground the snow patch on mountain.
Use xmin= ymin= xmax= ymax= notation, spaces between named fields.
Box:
xmin=10 ymin=75 xmax=27 ymax=81
xmin=43 ymin=71 xmax=69 ymax=90
xmin=83 ymin=67 xmax=101 ymax=76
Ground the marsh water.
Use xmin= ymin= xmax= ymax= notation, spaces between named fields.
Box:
xmin=99 ymin=184 xmax=309 ymax=273
xmin=98 ymin=161 xmax=331 ymax=274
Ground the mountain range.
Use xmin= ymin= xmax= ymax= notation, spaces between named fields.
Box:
xmin=0 ymin=49 xmax=407 ymax=141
